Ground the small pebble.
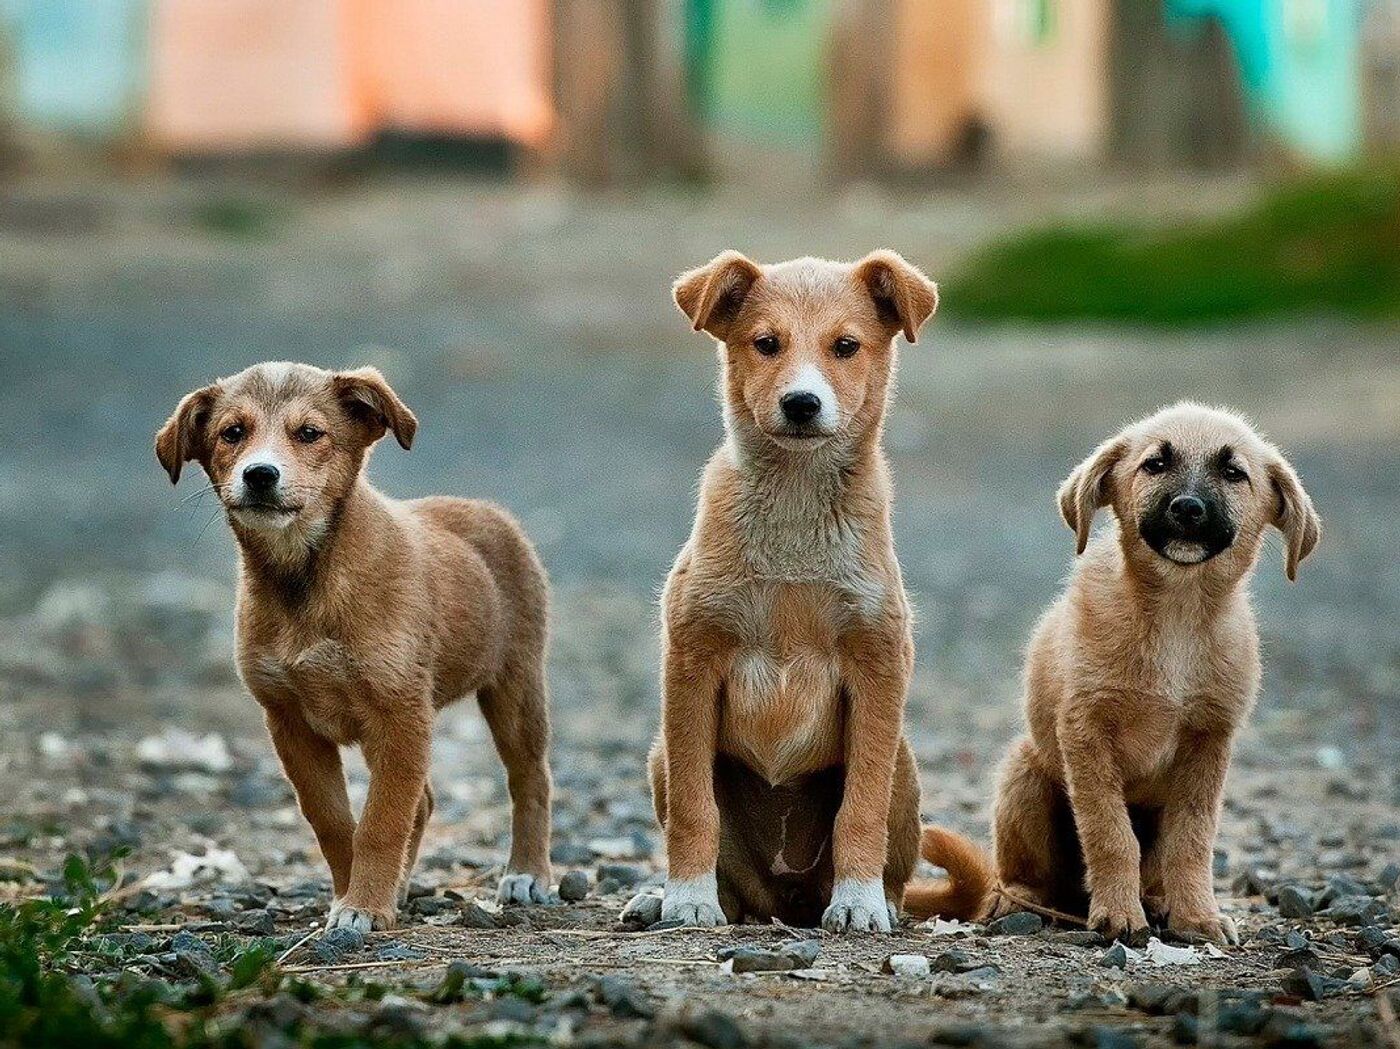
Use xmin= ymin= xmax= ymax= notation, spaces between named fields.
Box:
xmin=558 ymin=870 xmax=590 ymax=902
xmin=882 ymin=953 xmax=931 ymax=978
xmin=1101 ymin=942 xmax=1129 ymax=969
xmin=987 ymin=911 xmax=1043 ymax=936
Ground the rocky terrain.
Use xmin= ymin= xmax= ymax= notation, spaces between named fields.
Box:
xmin=1 ymin=173 xmax=1397 ymax=1047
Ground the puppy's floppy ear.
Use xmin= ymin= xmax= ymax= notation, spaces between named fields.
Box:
xmin=1058 ymin=436 xmax=1128 ymax=555
xmin=854 ymin=250 xmax=939 ymax=343
xmin=673 ymin=251 xmax=763 ymax=339
xmin=1267 ymin=454 xmax=1320 ymax=581
xmin=332 ymin=367 xmax=418 ymax=450
xmin=155 ymin=384 xmax=221 ymax=484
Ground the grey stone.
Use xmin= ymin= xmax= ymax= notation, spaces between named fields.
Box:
xmin=778 ymin=939 xmax=820 ymax=968
xmin=1276 ymin=885 xmax=1314 ymax=918
xmin=986 ymin=911 xmax=1043 ymax=936
xmin=375 ymin=941 xmax=427 ymax=962
xmin=596 ymin=976 xmax=654 ymax=1019
xmin=721 ymin=945 xmax=803 ymax=974
xmin=882 ymin=954 xmax=931 ymax=978
xmin=1276 ymin=947 xmax=1322 ymax=971
xmin=460 ymin=902 xmax=504 ymax=929
xmin=1101 ymin=942 xmax=1129 ymax=969
xmin=619 ymin=891 xmax=662 ymax=928
xmin=558 ymin=870 xmax=590 ymax=902
xmin=678 ymin=1008 xmax=748 ymax=1049
xmin=931 ymin=950 xmax=971 ymax=973
xmin=310 ymin=926 xmax=364 ymax=964
xmin=595 ymin=863 xmax=644 ymax=888
xmin=233 ymin=909 xmax=275 ymax=936
xmin=1320 ymin=895 xmax=1389 ymax=925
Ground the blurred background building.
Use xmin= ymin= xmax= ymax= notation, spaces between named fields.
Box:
xmin=0 ymin=0 xmax=1396 ymax=180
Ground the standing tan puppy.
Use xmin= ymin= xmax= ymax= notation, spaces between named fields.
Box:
xmin=156 ymin=362 xmax=553 ymax=931
xmin=632 ymin=251 xmax=938 ymax=932
xmin=912 ymin=403 xmax=1320 ymax=944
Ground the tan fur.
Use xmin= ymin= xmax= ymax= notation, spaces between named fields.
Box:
xmin=647 ymin=250 xmax=938 ymax=931
xmin=155 ymin=362 xmax=553 ymax=930
xmin=920 ymin=403 xmax=1320 ymax=944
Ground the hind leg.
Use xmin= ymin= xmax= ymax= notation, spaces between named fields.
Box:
xmin=882 ymin=740 xmax=921 ymax=924
xmin=478 ymin=663 xmax=553 ymax=905
xmin=990 ymin=738 xmax=1078 ymax=918
xmin=398 ymin=784 xmax=435 ymax=906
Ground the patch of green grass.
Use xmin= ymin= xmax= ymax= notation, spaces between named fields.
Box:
xmin=943 ymin=166 xmax=1400 ymax=325
xmin=191 ymin=198 xmax=286 ymax=240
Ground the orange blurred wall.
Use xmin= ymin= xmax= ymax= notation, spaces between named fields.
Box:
xmin=147 ymin=0 xmax=553 ymax=152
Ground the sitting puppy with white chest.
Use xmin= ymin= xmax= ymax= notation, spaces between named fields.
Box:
xmin=156 ymin=363 xmax=553 ymax=931
xmin=630 ymin=250 xmax=940 ymax=932
xmin=915 ymin=403 xmax=1321 ymax=944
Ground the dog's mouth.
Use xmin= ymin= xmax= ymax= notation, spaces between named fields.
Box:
xmin=1140 ymin=520 xmax=1235 ymax=567
xmin=764 ymin=425 xmax=836 ymax=450
xmin=228 ymin=501 xmax=306 ymax=527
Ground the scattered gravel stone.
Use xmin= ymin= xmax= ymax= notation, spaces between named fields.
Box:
xmin=1127 ymin=982 xmax=1190 ymax=1015
xmin=677 ymin=1008 xmax=749 ymax=1049
xmin=1101 ymin=943 xmax=1130 ymax=969
xmin=1319 ymin=895 xmax=1389 ymax=925
xmin=1281 ymin=967 xmax=1349 ymax=1001
xmin=233 ymin=908 xmax=275 ymax=935
xmin=1049 ymin=930 xmax=1107 ymax=947
xmin=720 ymin=944 xmax=811 ymax=974
xmin=931 ymin=950 xmax=971 ymax=973
xmin=367 ymin=997 xmax=427 ymax=1039
xmin=311 ymin=927 xmax=364 ymax=964
xmin=550 ymin=842 xmax=593 ymax=866
xmin=987 ymin=911 xmax=1043 ymax=936
xmin=488 ymin=996 xmax=537 ymax=1023
xmin=375 ymin=941 xmax=427 ymax=962
xmin=1276 ymin=947 xmax=1322 ymax=971
xmin=459 ymin=902 xmax=503 ymax=929
xmin=558 ymin=870 xmax=590 ymax=902
xmin=596 ymin=976 xmax=654 ymax=1019
xmin=1276 ymin=885 xmax=1315 ymax=918
xmin=1374 ymin=861 xmax=1400 ymax=892
xmin=619 ymin=891 xmax=662 ymax=928
xmin=595 ymin=863 xmax=644 ymax=888
xmin=882 ymin=954 xmax=931 ymax=978
xmin=407 ymin=895 xmax=456 ymax=917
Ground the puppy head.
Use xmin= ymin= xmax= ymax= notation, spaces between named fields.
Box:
xmin=674 ymin=250 xmax=937 ymax=451
xmin=156 ymin=362 xmax=416 ymax=538
xmin=1058 ymin=402 xmax=1320 ymax=581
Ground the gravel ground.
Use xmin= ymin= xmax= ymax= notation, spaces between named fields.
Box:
xmin=0 ymin=173 xmax=1397 ymax=1048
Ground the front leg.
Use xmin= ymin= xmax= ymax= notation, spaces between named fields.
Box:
xmin=1154 ymin=730 xmax=1237 ymax=944
xmin=658 ymin=638 xmax=726 ymax=927
xmin=264 ymin=707 xmax=356 ymax=901
xmin=825 ymin=627 xmax=911 ymax=933
xmin=331 ymin=706 xmax=431 ymax=932
xmin=1060 ymin=704 xmax=1148 ymax=942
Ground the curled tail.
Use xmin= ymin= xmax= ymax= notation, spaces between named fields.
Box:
xmin=903 ymin=825 xmax=995 ymax=921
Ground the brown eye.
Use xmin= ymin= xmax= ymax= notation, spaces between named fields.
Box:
xmin=296 ymin=425 xmax=324 ymax=444
xmin=753 ymin=335 xmax=780 ymax=356
xmin=220 ymin=424 xmax=245 ymax=445
xmin=833 ymin=336 xmax=860 ymax=358
xmin=1141 ymin=456 xmax=1169 ymax=475
xmin=1221 ymin=464 xmax=1247 ymax=483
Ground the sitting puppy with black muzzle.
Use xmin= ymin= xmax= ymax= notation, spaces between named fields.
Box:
xmin=909 ymin=402 xmax=1321 ymax=944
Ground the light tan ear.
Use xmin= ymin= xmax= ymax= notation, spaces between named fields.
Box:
xmin=673 ymin=251 xmax=763 ymax=339
xmin=1057 ymin=436 xmax=1128 ymax=554
xmin=155 ymin=384 xmax=221 ymax=484
xmin=332 ymin=367 xmax=418 ymax=450
xmin=1268 ymin=455 xmax=1320 ymax=581
xmin=853 ymin=250 xmax=939 ymax=343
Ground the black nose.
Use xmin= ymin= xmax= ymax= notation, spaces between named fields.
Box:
xmin=1168 ymin=495 xmax=1206 ymax=524
xmin=781 ymin=391 xmax=822 ymax=425
xmin=243 ymin=463 xmax=280 ymax=492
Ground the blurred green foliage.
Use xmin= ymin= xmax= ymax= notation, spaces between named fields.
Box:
xmin=945 ymin=167 xmax=1400 ymax=324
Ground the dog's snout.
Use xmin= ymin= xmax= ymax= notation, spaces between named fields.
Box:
xmin=781 ymin=391 xmax=822 ymax=425
xmin=1168 ymin=494 xmax=1206 ymax=524
xmin=243 ymin=462 xmax=281 ymax=492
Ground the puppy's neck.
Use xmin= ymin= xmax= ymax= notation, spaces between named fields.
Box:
xmin=725 ymin=417 xmax=877 ymax=582
xmin=232 ymin=479 xmax=380 ymax=607
xmin=1109 ymin=526 xmax=1253 ymax=625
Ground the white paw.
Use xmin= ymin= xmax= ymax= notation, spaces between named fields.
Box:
xmin=660 ymin=873 xmax=725 ymax=927
xmin=822 ymin=878 xmax=892 ymax=933
xmin=326 ymin=903 xmax=376 ymax=933
xmin=497 ymin=871 xmax=549 ymax=905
